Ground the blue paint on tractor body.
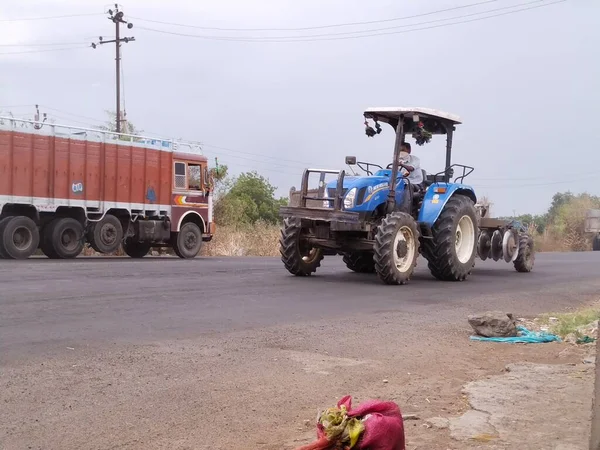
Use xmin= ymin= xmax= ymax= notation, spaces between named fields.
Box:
xmin=324 ymin=169 xmax=476 ymax=227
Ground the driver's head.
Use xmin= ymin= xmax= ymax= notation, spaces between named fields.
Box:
xmin=401 ymin=142 xmax=411 ymax=154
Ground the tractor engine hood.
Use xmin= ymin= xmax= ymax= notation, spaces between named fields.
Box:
xmin=325 ymin=173 xmax=396 ymax=193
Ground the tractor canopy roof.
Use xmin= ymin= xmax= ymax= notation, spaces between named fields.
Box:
xmin=363 ymin=107 xmax=461 ymax=135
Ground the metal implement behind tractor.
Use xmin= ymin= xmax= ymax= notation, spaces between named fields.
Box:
xmin=278 ymin=107 xmax=535 ymax=285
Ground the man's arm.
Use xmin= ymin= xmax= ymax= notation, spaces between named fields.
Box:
xmin=399 ymin=155 xmax=419 ymax=172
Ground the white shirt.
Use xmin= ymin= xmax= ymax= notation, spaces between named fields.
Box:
xmin=399 ymin=154 xmax=423 ymax=185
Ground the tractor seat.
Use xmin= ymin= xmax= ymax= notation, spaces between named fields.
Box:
xmin=421 ymin=169 xmax=433 ymax=188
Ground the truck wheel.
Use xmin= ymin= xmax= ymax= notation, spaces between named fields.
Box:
xmin=172 ymin=222 xmax=202 ymax=259
xmin=0 ymin=216 xmax=14 ymax=258
xmin=343 ymin=252 xmax=376 ymax=273
xmin=593 ymin=234 xmax=600 ymax=251
xmin=423 ymin=195 xmax=478 ymax=281
xmin=49 ymin=218 xmax=84 ymax=259
xmin=279 ymin=217 xmax=323 ymax=276
xmin=514 ymin=233 xmax=535 ymax=272
xmin=40 ymin=220 xmax=59 ymax=259
xmin=373 ymin=211 xmax=420 ymax=285
xmin=88 ymin=214 xmax=123 ymax=254
xmin=123 ymin=238 xmax=152 ymax=258
xmin=1 ymin=216 xmax=40 ymax=260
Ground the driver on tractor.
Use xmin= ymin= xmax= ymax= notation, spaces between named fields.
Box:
xmin=397 ymin=142 xmax=423 ymax=190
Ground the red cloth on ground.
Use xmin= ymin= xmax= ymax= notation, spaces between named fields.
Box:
xmin=295 ymin=395 xmax=405 ymax=450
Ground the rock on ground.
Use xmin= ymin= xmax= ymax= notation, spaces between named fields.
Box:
xmin=468 ymin=311 xmax=518 ymax=337
xmin=450 ymin=362 xmax=593 ymax=449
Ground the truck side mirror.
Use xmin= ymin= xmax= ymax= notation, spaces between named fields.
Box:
xmin=345 ymin=156 xmax=357 ymax=165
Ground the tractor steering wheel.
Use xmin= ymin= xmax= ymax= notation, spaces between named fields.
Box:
xmin=386 ymin=163 xmax=409 ymax=177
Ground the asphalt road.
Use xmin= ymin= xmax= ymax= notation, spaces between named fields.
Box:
xmin=2 ymin=252 xmax=599 ymax=361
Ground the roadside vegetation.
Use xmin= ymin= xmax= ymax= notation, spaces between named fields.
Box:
xmin=498 ymin=192 xmax=600 ymax=252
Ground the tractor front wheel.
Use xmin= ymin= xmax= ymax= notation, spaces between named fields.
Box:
xmin=343 ymin=252 xmax=376 ymax=273
xmin=373 ymin=212 xmax=420 ymax=285
xmin=422 ymin=195 xmax=478 ymax=281
xmin=514 ymin=233 xmax=535 ymax=272
xmin=279 ymin=217 xmax=323 ymax=276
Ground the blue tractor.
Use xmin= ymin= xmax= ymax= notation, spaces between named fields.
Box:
xmin=279 ymin=107 xmax=535 ymax=285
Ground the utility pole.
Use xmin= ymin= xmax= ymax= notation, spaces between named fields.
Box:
xmin=92 ymin=4 xmax=135 ymax=134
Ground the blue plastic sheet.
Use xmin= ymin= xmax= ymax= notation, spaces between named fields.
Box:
xmin=470 ymin=326 xmax=562 ymax=344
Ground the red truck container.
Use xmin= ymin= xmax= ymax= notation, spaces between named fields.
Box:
xmin=0 ymin=116 xmax=213 ymax=259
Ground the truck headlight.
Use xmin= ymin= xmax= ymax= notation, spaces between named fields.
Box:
xmin=344 ymin=188 xmax=357 ymax=209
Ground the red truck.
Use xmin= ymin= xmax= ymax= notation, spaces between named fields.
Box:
xmin=0 ymin=116 xmax=214 ymax=259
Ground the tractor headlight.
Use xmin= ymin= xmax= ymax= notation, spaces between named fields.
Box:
xmin=344 ymin=188 xmax=357 ymax=209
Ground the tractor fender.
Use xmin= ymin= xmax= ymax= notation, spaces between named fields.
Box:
xmin=418 ymin=184 xmax=477 ymax=227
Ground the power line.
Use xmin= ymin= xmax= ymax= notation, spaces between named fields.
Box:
xmin=475 ymin=174 xmax=598 ymax=189
xmin=0 ymin=41 xmax=89 ymax=47
xmin=0 ymin=45 xmax=89 ymax=56
xmin=135 ymin=0 xmax=565 ymax=42
xmin=130 ymin=0 xmax=499 ymax=32
xmin=0 ymin=12 xmax=102 ymax=22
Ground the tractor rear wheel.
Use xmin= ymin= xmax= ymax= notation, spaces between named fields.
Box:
xmin=593 ymin=234 xmax=600 ymax=251
xmin=373 ymin=212 xmax=420 ymax=285
xmin=514 ymin=233 xmax=535 ymax=272
xmin=279 ymin=217 xmax=323 ymax=276
xmin=343 ymin=252 xmax=376 ymax=273
xmin=422 ymin=195 xmax=478 ymax=281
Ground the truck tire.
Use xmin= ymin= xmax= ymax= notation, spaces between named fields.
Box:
xmin=40 ymin=220 xmax=59 ymax=259
xmin=88 ymin=214 xmax=123 ymax=254
xmin=343 ymin=252 xmax=376 ymax=273
xmin=373 ymin=211 xmax=420 ymax=285
xmin=594 ymin=234 xmax=600 ymax=251
xmin=0 ymin=216 xmax=14 ymax=258
xmin=48 ymin=218 xmax=84 ymax=259
xmin=123 ymin=238 xmax=152 ymax=258
xmin=422 ymin=195 xmax=478 ymax=281
xmin=514 ymin=233 xmax=535 ymax=273
xmin=279 ymin=217 xmax=323 ymax=276
xmin=172 ymin=222 xmax=203 ymax=259
xmin=1 ymin=216 xmax=40 ymax=260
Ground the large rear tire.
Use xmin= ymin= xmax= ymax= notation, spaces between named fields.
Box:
xmin=87 ymin=214 xmax=123 ymax=254
xmin=279 ymin=217 xmax=323 ymax=276
xmin=49 ymin=218 xmax=85 ymax=259
xmin=422 ymin=195 xmax=478 ymax=281
xmin=514 ymin=233 xmax=535 ymax=272
xmin=343 ymin=252 xmax=376 ymax=273
xmin=172 ymin=222 xmax=203 ymax=259
xmin=123 ymin=238 xmax=152 ymax=258
xmin=373 ymin=211 xmax=420 ymax=285
xmin=593 ymin=234 xmax=600 ymax=252
xmin=1 ymin=216 xmax=40 ymax=260
xmin=0 ymin=216 xmax=14 ymax=259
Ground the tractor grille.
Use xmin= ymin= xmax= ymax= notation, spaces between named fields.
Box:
xmin=327 ymin=187 xmax=348 ymax=198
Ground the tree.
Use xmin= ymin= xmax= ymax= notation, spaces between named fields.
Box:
xmin=213 ymin=171 xmax=287 ymax=226
xmin=97 ymin=110 xmax=143 ymax=140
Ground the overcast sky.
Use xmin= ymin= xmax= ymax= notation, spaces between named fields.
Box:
xmin=1 ymin=0 xmax=597 ymax=216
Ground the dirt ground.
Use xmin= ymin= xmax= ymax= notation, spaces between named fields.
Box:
xmin=1 ymin=308 xmax=595 ymax=450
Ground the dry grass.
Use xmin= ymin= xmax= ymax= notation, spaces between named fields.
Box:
xmin=201 ymin=221 xmax=280 ymax=257
xmin=539 ymin=307 xmax=600 ymax=339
